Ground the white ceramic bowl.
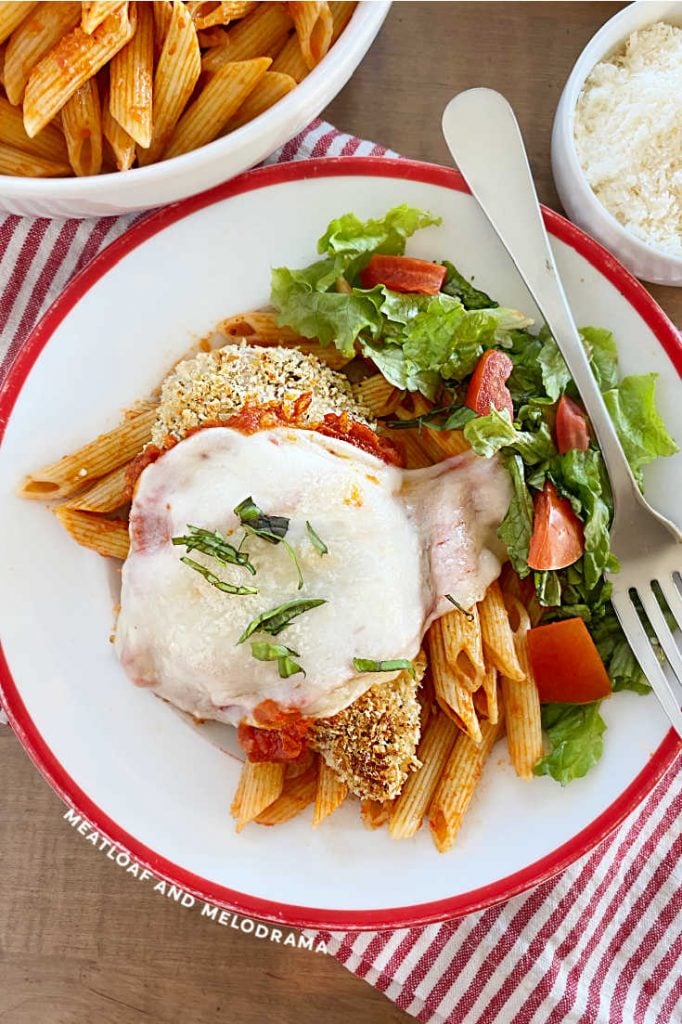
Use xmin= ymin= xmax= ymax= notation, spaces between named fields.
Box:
xmin=0 ymin=1 xmax=390 ymax=220
xmin=552 ymin=1 xmax=682 ymax=287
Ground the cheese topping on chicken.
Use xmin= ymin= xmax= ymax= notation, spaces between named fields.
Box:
xmin=115 ymin=425 xmax=511 ymax=722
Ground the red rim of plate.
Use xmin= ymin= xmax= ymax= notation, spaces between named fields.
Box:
xmin=1 ymin=156 xmax=680 ymax=931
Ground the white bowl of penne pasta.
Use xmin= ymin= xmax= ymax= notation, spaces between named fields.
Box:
xmin=1 ymin=158 xmax=679 ymax=929
xmin=0 ymin=0 xmax=389 ymax=218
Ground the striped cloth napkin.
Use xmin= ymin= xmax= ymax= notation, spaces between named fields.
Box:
xmin=0 ymin=119 xmax=680 ymax=1024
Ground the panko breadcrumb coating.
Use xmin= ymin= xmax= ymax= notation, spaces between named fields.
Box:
xmin=311 ymin=655 xmax=426 ymax=802
xmin=152 ymin=342 xmax=372 ymax=446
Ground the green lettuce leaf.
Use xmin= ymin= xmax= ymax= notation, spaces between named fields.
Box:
xmin=591 ymin=610 xmax=651 ymax=694
xmin=361 ymin=339 xmax=440 ymax=397
xmin=440 ymin=260 xmax=498 ymax=310
xmin=580 ymin=326 xmax=619 ymax=392
xmin=534 ymin=702 xmax=607 ymax=785
xmin=271 ymin=267 xmax=380 ymax=356
xmin=537 ymin=330 xmax=571 ymax=401
xmin=534 ymin=569 xmax=562 ymax=607
xmin=507 ymin=330 xmax=545 ymax=404
xmin=497 ymin=453 xmax=533 ymax=576
xmin=603 ymin=374 xmax=679 ymax=486
xmin=463 ymin=408 xmax=555 ymax=464
xmin=317 ymin=205 xmax=441 ymax=258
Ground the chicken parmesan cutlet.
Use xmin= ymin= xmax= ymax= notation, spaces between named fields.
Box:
xmin=115 ymin=342 xmax=512 ymax=802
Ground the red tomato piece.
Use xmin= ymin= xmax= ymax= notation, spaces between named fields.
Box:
xmin=527 ymin=480 xmax=584 ymax=571
xmin=555 ymin=395 xmax=590 ymax=454
xmin=527 ymin=617 xmax=612 ymax=703
xmin=358 ymin=254 xmax=447 ymax=294
xmin=465 ymin=349 xmax=514 ymax=420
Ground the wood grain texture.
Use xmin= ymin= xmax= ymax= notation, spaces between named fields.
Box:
xmin=2 ymin=4 xmax=680 ymax=1022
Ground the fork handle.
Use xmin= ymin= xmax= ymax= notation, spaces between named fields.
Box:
xmin=441 ymin=88 xmax=638 ymax=509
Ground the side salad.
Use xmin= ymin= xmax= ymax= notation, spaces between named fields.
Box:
xmin=270 ymin=205 xmax=678 ymax=785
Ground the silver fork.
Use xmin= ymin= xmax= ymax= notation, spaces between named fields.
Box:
xmin=442 ymin=88 xmax=682 ymax=737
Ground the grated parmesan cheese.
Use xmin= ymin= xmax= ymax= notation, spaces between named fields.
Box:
xmin=574 ymin=22 xmax=682 ymax=257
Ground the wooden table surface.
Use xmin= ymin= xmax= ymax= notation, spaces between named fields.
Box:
xmin=2 ymin=5 xmax=680 ymax=1024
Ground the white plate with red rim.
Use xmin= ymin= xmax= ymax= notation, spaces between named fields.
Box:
xmin=0 ymin=157 xmax=680 ymax=930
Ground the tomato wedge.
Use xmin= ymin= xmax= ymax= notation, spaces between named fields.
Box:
xmin=527 ymin=480 xmax=584 ymax=571
xmin=465 ymin=349 xmax=514 ymax=420
xmin=359 ymin=254 xmax=447 ymax=294
xmin=527 ymin=618 xmax=612 ymax=703
xmin=555 ymin=395 xmax=590 ymax=454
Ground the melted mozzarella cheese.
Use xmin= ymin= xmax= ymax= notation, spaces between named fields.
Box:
xmin=115 ymin=427 xmax=511 ymax=722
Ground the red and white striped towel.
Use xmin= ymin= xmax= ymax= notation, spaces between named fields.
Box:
xmin=0 ymin=120 xmax=680 ymax=1024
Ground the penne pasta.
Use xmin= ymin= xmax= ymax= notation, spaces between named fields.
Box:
xmin=217 ymin=309 xmax=301 ymax=343
xmin=0 ymin=142 xmax=69 ymax=177
xmin=478 ymin=579 xmax=525 ymax=681
xmin=330 ymin=0 xmax=355 ymax=43
xmin=19 ymin=406 xmax=157 ymax=502
xmin=152 ymin=0 xmax=173 ymax=57
xmin=60 ymin=462 xmax=132 ymax=513
xmin=197 ymin=25 xmax=227 ymax=48
xmin=201 ymin=2 xmax=292 ymax=72
xmin=270 ymin=33 xmax=307 ymax=83
xmin=389 ymin=710 xmax=458 ymax=839
xmin=82 ymin=2 xmax=126 ymax=36
xmin=193 ymin=1 xmax=257 ymax=30
xmin=164 ymin=56 xmax=270 ymax=160
xmin=4 ymin=1 xmax=82 ymax=106
xmin=353 ymin=374 xmax=402 ymax=417
xmin=392 ymin=400 xmax=469 ymax=462
xmin=214 ymin=310 xmax=353 ymax=369
xmin=428 ymin=711 xmax=504 ymax=852
xmin=109 ymin=0 xmax=154 ymax=148
xmin=53 ymin=507 xmax=131 ymax=560
xmin=379 ymin=427 xmax=433 ymax=470
xmin=101 ymin=82 xmax=136 ymax=170
xmin=501 ymin=595 xmax=543 ymax=779
xmin=435 ymin=604 xmax=486 ymax=688
xmin=0 ymin=95 xmax=68 ymax=163
xmin=428 ymin=618 xmax=483 ymax=743
xmin=0 ymin=2 xmax=37 ymax=47
xmin=360 ymin=798 xmax=393 ymax=830
xmin=139 ymin=0 xmax=200 ymax=165
xmin=61 ymin=78 xmax=103 ymax=176
xmin=230 ymin=759 xmax=285 ymax=831
xmin=288 ymin=1 xmax=332 ymax=70
xmin=23 ymin=2 xmax=134 ymax=138
xmin=313 ymin=759 xmax=348 ymax=826
xmin=255 ymin=762 xmax=319 ymax=825
xmin=223 ymin=70 xmax=296 ymax=131
xmin=474 ymin=664 xmax=499 ymax=725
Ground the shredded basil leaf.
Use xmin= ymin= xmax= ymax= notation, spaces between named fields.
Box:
xmin=250 ymin=641 xmax=305 ymax=678
xmin=172 ymin=525 xmax=256 ymax=575
xmin=233 ymin=495 xmax=289 ymax=542
xmin=234 ymin=496 xmax=302 ymax=588
xmin=445 ymin=594 xmax=475 ymax=621
xmin=237 ymin=598 xmax=327 ymax=644
xmin=352 ymin=657 xmax=415 ymax=678
xmin=306 ymin=520 xmax=328 ymax=556
xmin=180 ymin=557 xmax=258 ymax=596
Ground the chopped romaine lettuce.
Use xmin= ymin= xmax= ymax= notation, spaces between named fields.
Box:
xmin=534 ymin=702 xmax=607 ymax=785
xmin=603 ymin=374 xmax=679 ymax=486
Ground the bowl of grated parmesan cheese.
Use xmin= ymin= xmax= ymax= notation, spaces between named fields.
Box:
xmin=552 ymin=2 xmax=682 ymax=286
